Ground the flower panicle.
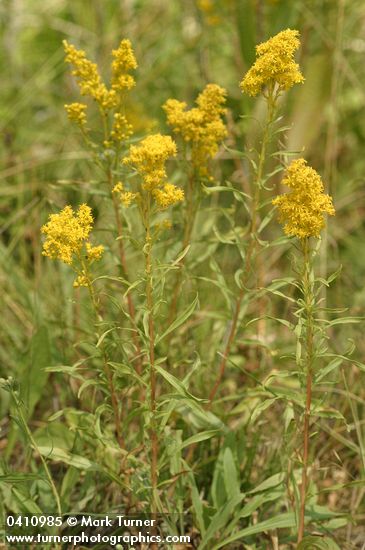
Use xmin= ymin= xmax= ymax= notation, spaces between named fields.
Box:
xmin=63 ymin=40 xmax=117 ymax=110
xmin=240 ymin=28 xmax=304 ymax=97
xmin=163 ymin=83 xmax=227 ymax=177
xmin=63 ymin=38 xmax=137 ymax=111
xmin=64 ymin=102 xmax=87 ymax=126
xmin=272 ymin=158 xmax=335 ymax=239
xmin=122 ymin=134 xmax=183 ymax=209
xmin=111 ymin=39 xmax=138 ymax=92
xmin=41 ymin=204 xmax=104 ymax=272
xmin=123 ymin=133 xmax=177 ymax=190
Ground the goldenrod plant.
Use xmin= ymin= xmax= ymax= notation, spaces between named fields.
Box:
xmin=63 ymin=39 xmax=143 ymax=373
xmin=209 ymin=29 xmax=304 ymax=403
xmin=122 ymin=133 xmax=183 ymax=513
xmin=163 ymin=84 xmax=227 ymax=324
xmin=273 ymin=159 xmax=336 ymax=543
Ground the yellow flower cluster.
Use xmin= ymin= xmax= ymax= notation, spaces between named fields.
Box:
xmin=73 ymin=272 xmax=88 ymax=288
xmin=63 ymin=40 xmax=117 ymax=110
xmin=153 ymin=183 xmax=184 ymax=210
xmin=64 ymin=102 xmax=87 ymax=126
xmin=163 ymin=84 xmax=227 ymax=176
xmin=111 ymin=39 xmax=138 ymax=91
xmin=123 ymin=134 xmax=183 ymax=209
xmin=41 ymin=204 xmax=104 ymax=264
xmin=112 ymin=182 xmax=138 ymax=207
xmin=240 ymin=29 xmax=304 ymax=97
xmin=86 ymin=242 xmax=104 ymax=260
xmin=110 ymin=113 xmax=133 ymax=142
xmin=123 ymin=134 xmax=176 ymax=189
xmin=272 ymin=159 xmax=335 ymax=239
xmin=63 ymin=39 xmax=137 ymax=111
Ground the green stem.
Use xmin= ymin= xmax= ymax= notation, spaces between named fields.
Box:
xmin=209 ymin=85 xmax=278 ymax=403
xmin=100 ymin=106 xmax=143 ymax=374
xmin=10 ymin=390 xmax=62 ymax=526
xmin=167 ymin=169 xmax=197 ymax=328
xmin=297 ymin=237 xmax=315 ymax=543
xmin=143 ymin=194 xmax=158 ymax=516
xmin=81 ymin=258 xmax=125 ymax=448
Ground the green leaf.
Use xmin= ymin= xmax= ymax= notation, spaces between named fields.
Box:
xmin=223 ymin=448 xmax=240 ymax=500
xmin=297 ymin=536 xmax=341 ymax=550
xmin=155 ymin=365 xmax=205 ymax=403
xmin=199 ymin=494 xmax=245 ymax=550
xmin=12 ymin=488 xmax=43 ymax=514
xmin=311 ymin=406 xmax=346 ymax=421
xmin=108 ymin=361 xmax=147 ymax=386
xmin=315 ymin=357 xmax=343 ymax=383
xmin=156 ymin=294 xmax=198 ymax=343
xmin=325 ymin=316 xmax=364 ymax=327
xmin=187 ymin=470 xmax=206 ymax=536
xmin=37 ymin=446 xmax=96 ymax=470
xmin=0 ymin=473 xmax=45 ymax=483
xmin=212 ymin=513 xmax=296 ymax=549
xmin=250 ymin=397 xmax=278 ymax=423
xmin=21 ymin=326 xmax=51 ymax=419
xmin=180 ymin=430 xmax=220 ymax=450
xmin=239 ymin=488 xmax=283 ymax=518
xmin=248 ymin=472 xmax=285 ymax=494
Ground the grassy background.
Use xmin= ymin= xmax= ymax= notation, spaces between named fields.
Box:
xmin=1 ymin=1 xmax=365 ymax=548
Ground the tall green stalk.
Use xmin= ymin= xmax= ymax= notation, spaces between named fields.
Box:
xmin=141 ymin=194 xmax=158 ymax=515
xmin=209 ymin=84 xmax=279 ymax=403
xmin=297 ymin=237 xmax=315 ymax=543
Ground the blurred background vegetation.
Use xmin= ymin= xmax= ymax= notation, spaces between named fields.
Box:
xmin=1 ymin=0 xmax=365 ymax=547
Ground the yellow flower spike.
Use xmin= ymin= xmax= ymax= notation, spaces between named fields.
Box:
xmin=163 ymin=83 xmax=227 ymax=176
xmin=112 ymin=182 xmax=124 ymax=194
xmin=64 ymin=102 xmax=87 ymax=126
xmin=86 ymin=242 xmax=104 ymax=261
xmin=63 ymin=40 xmax=117 ymax=110
xmin=272 ymin=159 xmax=335 ymax=239
xmin=76 ymin=204 xmax=94 ymax=234
xmin=111 ymin=39 xmax=138 ymax=92
xmin=153 ymin=183 xmax=184 ymax=210
xmin=41 ymin=204 xmax=96 ymax=265
xmin=73 ymin=272 xmax=89 ymax=288
xmin=123 ymin=134 xmax=177 ymax=190
xmin=123 ymin=134 xmax=183 ymax=209
xmin=196 ymin=84 xmax=227 ymax=120
xmin=240 ymin=29 xmax=304 ymax=97
xmin=120 ymin=191 xmax=138 ymax=207
xmin=110 ymin=113 xmax=133 ymax=142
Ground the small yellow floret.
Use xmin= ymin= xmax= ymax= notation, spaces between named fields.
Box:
xmin=73 ymin=272 xmax=89 ymax=288
xmin=64 ymin=102 xmax=87 ymax=126
xmin=272 ymin=159 xmax=335 ymax=239
xmin=123 ymin=134 xmax=177 ymax=190
xmin=86 ymin=242 xmax=104 ymax=261
xmin=110 ymin=113 xmax=133 ymax=142
xmin=120 ymin=191 xmax=138 ymax=207
xmin=111 ymin=39 xmax=138 ymax=92
xmin=153 ymin=183 xmax=184 ymax=210
xmin=240 ymin=29 xmax=304 ymax=97
xmin=41 ymin=204 xmax=93 ymax=264
xmin=112 ymin=182 xmax=124 ymax=194
xmin=63 ymin=40 xmax=117 ymax=110
xmin=163 ymin=84 xmax=227 ymax=176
